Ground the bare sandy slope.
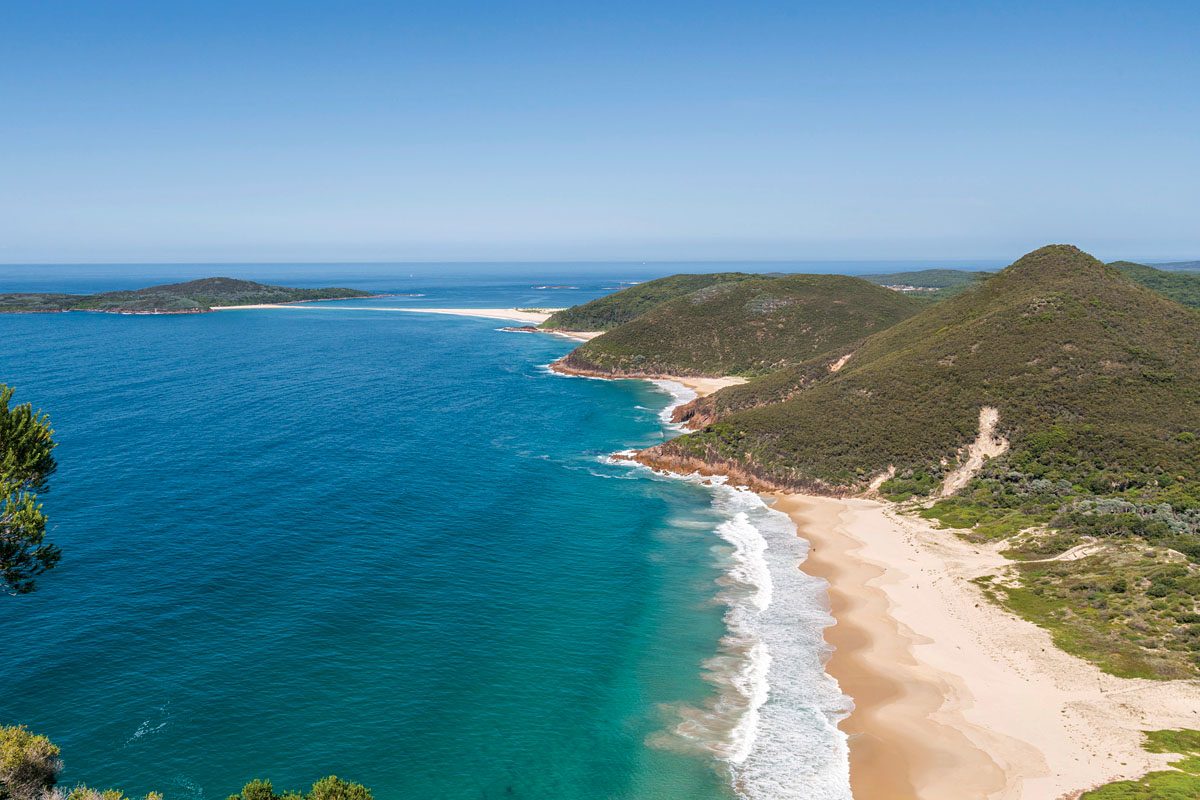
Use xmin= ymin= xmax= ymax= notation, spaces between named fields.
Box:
xmin=777 ymin=494 xmax=1200 ymax=800
xmin=941 ymin=406 xmax=1009 ymax=497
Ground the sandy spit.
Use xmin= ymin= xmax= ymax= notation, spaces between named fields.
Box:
xmin=210 ymin=304 xmax=561 ymax=321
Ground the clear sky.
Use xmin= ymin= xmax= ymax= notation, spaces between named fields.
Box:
xmin=2 ymin=0 xmax=1197 ymax=264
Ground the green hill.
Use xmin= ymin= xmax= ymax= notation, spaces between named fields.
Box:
xmin=647 ymin=245 xmax=1200 ymax=677
xmin=558 ymin=274 xmax=924 ymax=377
xmin=1110 ymin=261 xmax=1200 ymax=308
xmin=657 ymin=245 xmax=1200 ymax=494
xmin=0 ymin=277 xmax=374 ymax=313
xmin=539 ymin=272 xmax=756 ymax=331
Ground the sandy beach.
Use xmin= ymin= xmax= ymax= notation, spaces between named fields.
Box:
xmin=670 ymin=376 xmax=749 ymax=397
xmin=776 ymin=494 xmax=1200 ymax=800
xmin=211 ymin=304 xmax=556 ymax=322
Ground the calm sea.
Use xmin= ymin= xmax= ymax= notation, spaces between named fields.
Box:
xmin=0 ymin=264 xmax=858 ymax=800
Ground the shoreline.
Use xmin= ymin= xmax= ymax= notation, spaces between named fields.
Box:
xmin=549 ymin=337 xmax=1200 ymax=797
xmin=550 ymin=357 xmax=749 ymax=397
xmin=620 ymin=376 xmax=1200 ymax=798
xmin=772 ymin=493 xmax=1200 ymax=800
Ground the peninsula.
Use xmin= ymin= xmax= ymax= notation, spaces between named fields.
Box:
xmin=0 ymin=277 xmax=377 ymax=314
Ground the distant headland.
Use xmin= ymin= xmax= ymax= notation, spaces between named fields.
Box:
xmin=0 ymin=277 xmax=386 ymax=314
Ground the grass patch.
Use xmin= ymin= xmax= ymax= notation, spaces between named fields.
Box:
xmin=981 ymin=544 xmax=1200 ymax=679
xmin=1081 ymin=728 xmax=1200 ymax=798
xmin=920 ymin=498 xmax=1050 ymax=541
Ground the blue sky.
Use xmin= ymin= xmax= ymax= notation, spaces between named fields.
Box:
xmin=2 ymin=0 xmax=1197 ymax=263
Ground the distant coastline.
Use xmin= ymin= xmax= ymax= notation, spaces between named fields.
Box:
xmin=0 ymin=277 xmax=385 ymax=314
xmin=4 ymin=294 xmax=401 ymax=315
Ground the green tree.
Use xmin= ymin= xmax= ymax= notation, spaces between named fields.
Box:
xmin=0 ymin=725 xmax=62 ymax=800
xmin=1 ymin=384 xmax=59 ymax=595
xmin=65 ymin=788 xmax=162 ymax=800
xmin=228 ymin=777 xmax=371 ymax=800
xmin=306 ymin=778 xmax=371 ymax=800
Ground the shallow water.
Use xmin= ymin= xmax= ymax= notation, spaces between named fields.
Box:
xmin=0 ymin=270 xmax=849 ymax=800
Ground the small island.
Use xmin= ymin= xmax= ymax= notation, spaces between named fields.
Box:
xmin=0 ymin=277 xmax=379 ymax=314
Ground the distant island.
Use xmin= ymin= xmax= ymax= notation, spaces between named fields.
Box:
xmin=0 ymin=277 xmax=380 ymax=314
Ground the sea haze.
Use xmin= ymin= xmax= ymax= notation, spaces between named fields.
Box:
xmin=0 ymin=269 xmax=850 ymax=800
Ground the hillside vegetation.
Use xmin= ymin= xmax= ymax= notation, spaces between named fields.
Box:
xmin=0 ymin=278 xmax=373 ymax=313
xmin=539 ymin=273 xmax=755 ymax=331
xmin=1151 ymin=261 xmax=1200 ymax=272
xmin=1111 ymin=261 xmax=1200 ymax=308
xmin=662 ymin=245 xmax=1200 ymax=491
xmin=0 ymin=724 xmax=371 ymax=800
xmin=558 ymin=274 xmax=923 ymax=377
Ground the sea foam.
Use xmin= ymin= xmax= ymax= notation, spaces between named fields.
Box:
xmin=621 ymin=382 xmax=854 ymax=799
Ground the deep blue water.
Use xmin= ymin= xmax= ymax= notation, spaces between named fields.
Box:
xmin=0 ymin=269 xmax=852 ymax=800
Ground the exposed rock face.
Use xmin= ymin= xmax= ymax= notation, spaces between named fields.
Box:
xmin=629 ymin=447 xmax=852 ymax=497
xmin=551 ymin=354 xmax=717 ymax=380
xmin=670 ymin=396 xmax=720 ymax=427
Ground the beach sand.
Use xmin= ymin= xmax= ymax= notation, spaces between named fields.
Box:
xmin=210 ymin=305 xmax=607 ymax=340
xmin=672 ymin=376 xmax=748 ymax=397
xmin=775 ymin=494 xmax=1200 ymax=800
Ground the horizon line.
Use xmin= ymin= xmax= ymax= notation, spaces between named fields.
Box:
xmin=3 ymin=256 xmax=1191 ymax=267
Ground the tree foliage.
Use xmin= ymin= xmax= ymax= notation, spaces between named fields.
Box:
xmin=0 ymin=726 xmax=62 ymax=800
xmin=0 ymin=726 xmax=368 ymax=800
xmin=228 ymin=777 xmax=372 ymax=800
xmin=1 ymin=385 xmax=59 ymax=595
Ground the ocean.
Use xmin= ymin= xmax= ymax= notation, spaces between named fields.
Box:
xmin=0 ymin=264 xmax=853 ymax=800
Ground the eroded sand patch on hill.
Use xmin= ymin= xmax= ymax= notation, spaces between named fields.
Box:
xmin=941 ymin=407 xmax=1008 ymax=497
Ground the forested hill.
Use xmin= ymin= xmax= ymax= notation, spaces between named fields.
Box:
xmin=558 ymin=274 xmax=924 ymax=378
xmin=631 ymin=244 xmax=1200 ymax=680
xmin=1150 ymin=260 xmax=1200 ymax=272
xmin=1110 ymin=261 xmax=1200 ymax=308
xmin=538 ymin=272 xmax=756 ymax=331
xmin=0 ymin=277 xmax=375 ymax=313
xmin=655 ymin=245 xmax=1200 ymax=495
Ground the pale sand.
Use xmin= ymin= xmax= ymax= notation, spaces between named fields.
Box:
xmin=212 ymin=304 xmax=561 ymax=323
xmin=549 ymin=361 xmax=749 ymax=398
xmin=673 ymin=376 xmax=748 ymax=397
xmin=208 ymin=304 xmax=608 ymax=340
xmin=775 ymin=493 xmax=1200 ymax=800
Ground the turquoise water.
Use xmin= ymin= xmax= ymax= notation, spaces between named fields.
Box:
xmin=0 ymin=273 xmax=851 ymax=800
